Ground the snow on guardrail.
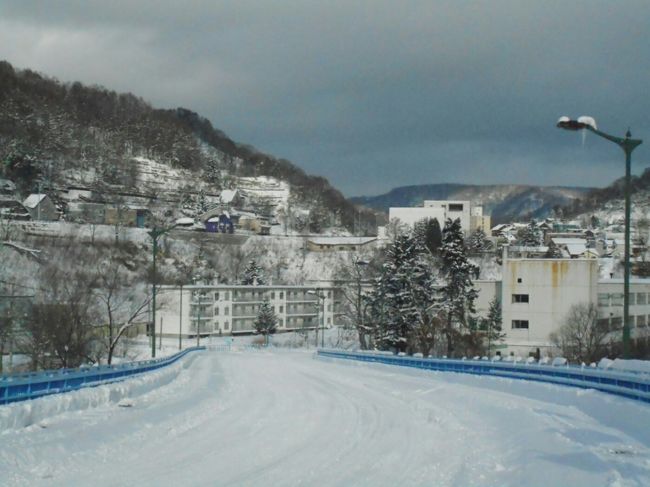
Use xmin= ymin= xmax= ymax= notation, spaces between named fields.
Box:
xmin=317 ymin=349 xmax=650 ymax=404
xmin=0 ymin=347 xmax=205 ymax=406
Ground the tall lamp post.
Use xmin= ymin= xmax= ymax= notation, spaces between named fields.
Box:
xmin=557 ymin=116 xmax=643 ymax=358
xmin=147 ymin=224 xmax=177 ymax=358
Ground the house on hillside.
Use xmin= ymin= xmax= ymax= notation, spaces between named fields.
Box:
xmin=205 ymin=213 xmax=234 ymax=233
xmin=104 ymin=206 xmax=152 ymax=228
xmin=306 ymin=236 xmax=378 ymax=252
xmin=219 ymin=189 xmax=243 ymax=207
xmin=22 ymin=194 xmax=58 ymax=221
xmin=0 ymin=179 xmax=16 ymax=196
xmin=0 ymin=197 xmax=31 ymax=220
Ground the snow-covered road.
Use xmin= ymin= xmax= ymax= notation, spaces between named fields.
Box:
xmin=2 ymin=351 xmax=650 ymax=486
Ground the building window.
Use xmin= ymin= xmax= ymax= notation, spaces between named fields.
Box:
xmin=214 ymin=292 xmax=219 ymax=300
xmin=638 ymin=293 xmax=647 ymax=305
xmin=327 ymin=317 xmax=331 ymax=324
xmin=637 ymin=315 xmax=647 ymax=327
xmin=271 ymin=292 xmax=275 ymax=299
xmin=215 ymin=307 xmax=219 ymax=316
xmin=630 ymin=293 xmax=636 ymax=306
xmin=512 ymin=294 xmax=529 ymax=303
xmin=279 ymin=305 xmax=284 ymax=313
xmin=598 ymin=294 xmax=610 ymax=307
xmin=610 ymin=316 xmax=622 ymax=329
xmin=280 ymin=292 xmax=284 ymax=299
xmin=517 ymin=278 xmax=522 ymax=283
xmin=225 ymin=307 xmax=229 ymax=316
xmin=225 ymin=292 xmax=229 ymax=300
xmin=611 ymin=293 xmax=624 ymax=306
xmin=279 ymin=318 xmax=284 ymax=327
xmin=224 ymin=321 xmax=229 ymax=330
xmin=448 ymin=203 xmax=464 ymax=212
xmin=512 ymin=320 xmax=529 ymax=329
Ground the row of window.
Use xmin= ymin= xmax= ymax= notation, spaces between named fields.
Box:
xmin=208 ymin=290 xmax=335 ymax=301
xmin=598 ymin=292 xmax=650 ymax=307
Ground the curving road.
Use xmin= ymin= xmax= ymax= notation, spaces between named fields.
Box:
xmin=2 ymin=351 xmax=650 ymax=486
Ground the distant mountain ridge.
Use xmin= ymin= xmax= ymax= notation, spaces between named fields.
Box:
xmin=351 ymin=183 xmax=594 ymax=224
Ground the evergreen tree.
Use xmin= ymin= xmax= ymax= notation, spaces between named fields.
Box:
xmin=241 ymin=259 xmax=266 ymax=285
xmin=194 ymin=189 xmax=209 ymax=217
xmin=367 ymin=232 xmax=438 ymax=354
xmin=468 ymin=227 xmax=487 ymax=253
xmin=254 ymin=300 xmax=277 ymax=345
xmin=414 ymin=218 xmax=442 ymax=254
xmin=439 ymin=218 xmax=479 ymax=356
xmin=517 ymin=220 xmax=542 ymax=247
xmin=482 ymin=297 xmax=505 ymax=356
xmin=205 ymin=158 xmax=222 ymax=189
xmin=545 ymin=242 xmax=564 ymax=258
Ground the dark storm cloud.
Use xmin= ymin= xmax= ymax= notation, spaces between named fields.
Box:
xmin=1 ymin=0 xmax=649 ymax=195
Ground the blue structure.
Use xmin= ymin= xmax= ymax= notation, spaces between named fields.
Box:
xmin=0 ymin=347 xmax=205 ymax=405
xmin=317 ymin=350 xmax=650 ymax=404
xmin=205 ymin=214 xmax=234 ymax=233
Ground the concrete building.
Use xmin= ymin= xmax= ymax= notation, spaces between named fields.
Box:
xmin=470 ymin=205 xmax=491 ymax=233
xmin=157 ymin=284 xmax=341 ymax=338
xmin=479 ymin=248 xmax=650 ymax=357
xmin=388 ymin=206 xmax=446 ymax=228
xmin=424 ymin=200 xmax=471 ymax=233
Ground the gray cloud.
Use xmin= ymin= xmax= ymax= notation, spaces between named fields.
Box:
xmin=0 ymin=0 xmax=648 ymax=196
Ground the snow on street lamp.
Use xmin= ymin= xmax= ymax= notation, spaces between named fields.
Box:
xmin=557 ymin=116 xmax=643 ymax=358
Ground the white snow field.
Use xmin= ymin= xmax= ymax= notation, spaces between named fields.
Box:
xmin=2 ymin=351 xmax=650 ymax=487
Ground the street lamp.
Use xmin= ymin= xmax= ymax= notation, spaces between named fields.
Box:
xmin=307 ymin=289 xmax=326 ymax=348
xmin=557 ymin=116 xmax=643 ymax=358
xmin=147 ymin=224 xmax=177 ymax=358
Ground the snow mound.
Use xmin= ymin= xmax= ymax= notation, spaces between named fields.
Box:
xmin=0 ymin=354 xmax=197 ymax=432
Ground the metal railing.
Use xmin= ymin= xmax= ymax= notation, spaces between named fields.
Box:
xmin=0 ymin=347 xmax=205 ymax=405
xmin=317 ymin=349 xmax=650 ymax=404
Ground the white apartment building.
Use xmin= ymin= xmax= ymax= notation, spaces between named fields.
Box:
xmin=423 ymin=200 xmax=471 ymax=233
xmin=388 ymin=200 xmax=489 ymax=234
xmin=388 ymin=206 xmax=446 ymax=228
xmin=483 ymin=248 xmax=650 ymax=357
xmin=156 ymin=284 xmax=340 ymax=338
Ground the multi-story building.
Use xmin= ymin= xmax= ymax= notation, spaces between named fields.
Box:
xmin=157 ymin=284 xmax=341 ymax=338
xmin=483 ymin=248 xmax=650 ymax=357
xmin=423 ymin=200 xmax=471 ymax=233
xmin=388 ymin=206 xmax=446 ymax=228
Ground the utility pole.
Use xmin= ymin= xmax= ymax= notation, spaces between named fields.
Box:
xmin=148 ymin=224 xmax=176 ymax=358
xmin=179 ymin=284 xmax=183 ymax=351
xmin=196 ymin=289 xmax=201 ymax=347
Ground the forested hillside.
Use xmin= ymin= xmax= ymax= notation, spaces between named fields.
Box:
xmin=0 ymin=60 xmax=373 ymax=231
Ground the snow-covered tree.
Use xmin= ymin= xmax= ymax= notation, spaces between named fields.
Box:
xmin=517 ymin=220 xmax=542 ymax=247
xmin=254 ymin=300 xmax=277 ymax=345
xmin=482 ymin=297 xmax=505 ymax=356
xmin=545 ymin=242 xmax=564 ymax=258
xmin=414 ymin=217 xmax=442 ymax=255
xmin=241 ymin=259 xmax=266 ymax=286
xmin=468 ymin=227 xmax=488 ymax=253
xmin=438 ymin=218 xmax=479 ymax=357
xmin=367 ymin=232 xmax=438 ymax=354
xmin=194 ymin=189 xmax=209 ymax=217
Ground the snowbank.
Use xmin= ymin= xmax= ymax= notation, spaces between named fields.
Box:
xmin=0 ymin=353 xmax=197 ymax=432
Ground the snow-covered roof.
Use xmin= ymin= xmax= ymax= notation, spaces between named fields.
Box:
xmin=308 ymin=237 xmax=377 ymax=246
xmin=551 ymin=237 xmax=587 ymax=245
xmin=175 ymin=217 xmax=195 ymax=225
xmin=22 ymin=194 xmax=47 ymax=209
xmin=565 ymin=243 xmax=587 ymax=256
xmin=219 ymin=190 xmax=239 ymax=204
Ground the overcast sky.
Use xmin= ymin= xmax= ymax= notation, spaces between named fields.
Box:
xmin=1 ymin=1 xmax=649 ymax=196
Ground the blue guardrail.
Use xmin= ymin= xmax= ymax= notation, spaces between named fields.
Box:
xmin=317 ymin=349 xmax=650 ymax=404
xmin=0 ymin=347 xmax=205 ymax=405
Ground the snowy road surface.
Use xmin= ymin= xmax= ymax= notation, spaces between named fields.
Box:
xmin=2 ymin=351 xmax=650 ymax=486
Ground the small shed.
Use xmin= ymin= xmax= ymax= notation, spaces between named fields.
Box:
xmin=205 ymin=213 xmax=234 ymax=233
xmin=22 ymin=194 xmax=58 ymax=221
xmin=0 ymin=197 xmax=30 ymax=220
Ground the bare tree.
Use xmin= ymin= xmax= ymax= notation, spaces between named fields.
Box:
xmin=94 ymin=256 xmax=152 ymax=364
xmin=550 ymin=303 xmax=610 ymax=363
